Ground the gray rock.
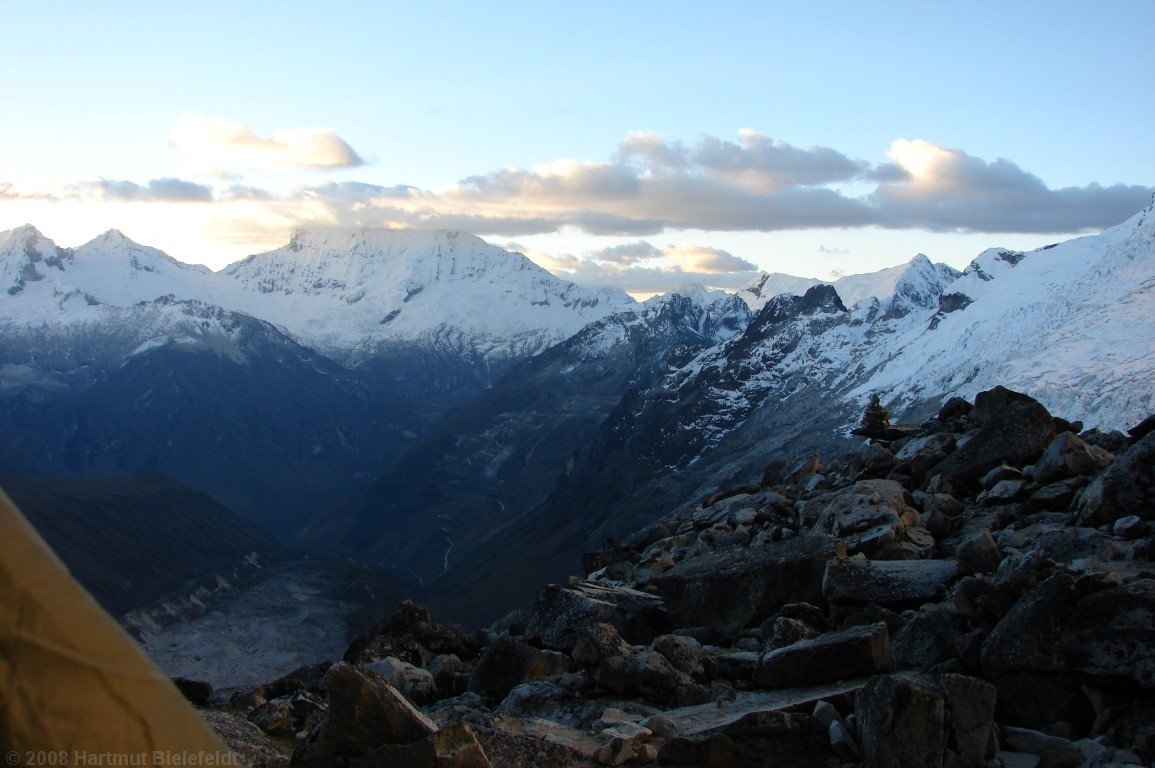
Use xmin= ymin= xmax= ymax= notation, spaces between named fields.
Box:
xmin=764 ymin=616 xmax=820 ymax=652
xmin=1002 ymin=726 xmax=1083 ymax=768
xmin=655 ymin=533 xmax=843 ymax=640
xmin=978 ymin=479 xmax=1031 ymax=506
xmin=1113 ymin=515 xmax=1146 ymax=539
xmin=980 ymin=464 xmax=1023 ymax=489
xmin=248 ymin=696 xmax=295 ymax=738
xmin=596 ymin=648 xmax=708 ymax=707
xmin=754 ymin=622 xmax=891 ymax=689
xmin=981 ymin=571 xmax=1081 ymax=678
xmin=822 ymin=556 xmax=958 ymax=607
xmin=855 ymin=675 xmax=945 ymax=768
xmin=640 ymin=713 xmax=678 ymax=738
xmin=652 ymin=633 xmax=706 ymax=682
xmin=997 ymin=750 xmax=1041 ymax=768
xmin=1030 ymin=432 xmax=1104 ymax=483
xmin=428 ymin=654 xmax=470 ymax=699
xmin=956 ymin=528 xmax=1003 ymax=574
xmin=1077 ymin=431 xmax=1155 ymax=526
xmin=572 ymin=622 xmax=634 ymax=669
xmin=812 ymin=479 xmax=932 ymax=560
xmin=524 ymin=580 xmax=670 ymax=653
xmin=933 ymin=387 xmax=1056 ymax=491
xmin=938 ymin=673 xmax=997 ymax=767
xmin=1057 ymin=579 xmax=1155 ymax=687
xmin=891 ymin=605 xmax=970 ymax=671
xmin=829 ymin=719 xmax=860 ymax=760
xmin=365 ymin=656 xmax=438 ymax=706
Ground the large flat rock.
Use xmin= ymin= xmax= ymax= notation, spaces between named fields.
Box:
xmin=655 ymin=534 xmax=843 ymax=640
xmin=822 ymin=557 xmax=958 ymax=607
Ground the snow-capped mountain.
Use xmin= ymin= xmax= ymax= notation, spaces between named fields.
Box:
xmin=736 ymin=254 xmax=961 ymax=313
xmin=1 ymin=225 xmax=633 ymax=368
xmin=221 ymin=228 xmax=633 ymax=364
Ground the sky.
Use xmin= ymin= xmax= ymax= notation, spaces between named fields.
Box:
xmin=2 ymin=1 xmax=1152 ymax=297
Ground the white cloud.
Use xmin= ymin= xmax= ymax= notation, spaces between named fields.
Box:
xmin=170 ymin=114 xmax=364 ymax=171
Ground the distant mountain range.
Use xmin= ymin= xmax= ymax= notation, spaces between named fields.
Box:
xmin=0 ymin=226 xmax=630 ymax=531
xmin=2 ymin=205 xmax=1152 ymax=626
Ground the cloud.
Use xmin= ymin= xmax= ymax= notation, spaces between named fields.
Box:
xmin=171 ymin=113 xmax=364 ymax=170
xmin=93 ymin=177 xmax=214 ymax=202
xmin=664 ymin=245 xmax=757 ymax=273
xmin=588 ymin=241 xmax=662 ymax=265
xmin=871 ymin=139 xmax=1153 ymax=232
xmin=529 ymin=240 xmax=759 ymax=296
xmin=818 ymin=245 xmax=849 ymax=255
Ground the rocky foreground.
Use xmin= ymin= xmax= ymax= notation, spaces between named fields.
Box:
xmin=191 ymin=386 xmax=1155 ymax=767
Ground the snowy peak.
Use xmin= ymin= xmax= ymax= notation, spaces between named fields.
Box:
xmin=736 ymin=272 xmax=822 ymax=311
xmin=737 ymin=254 xmax=960 ymax=314
xmin=219 ymin=227 xmax=635 ymax=362
xmin=1 ymin=225 xmax=69 ymax=295
xmin=226 ymin=227 xmax=549 ymax=296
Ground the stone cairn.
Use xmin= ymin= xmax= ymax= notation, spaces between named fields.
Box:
xmin=860 ymin=394 xmax=890 ymax=432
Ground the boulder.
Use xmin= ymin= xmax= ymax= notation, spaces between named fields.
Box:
xmin=855 ymin=675 xmax=945 ymax=768
xmin=1076 ymin=430 xmax=1155 ymax=526
xmin=956 ymin=528 xmax=1003 ymax=574
xmin=652 ymin=634 xmax=706 ymax=682
xmin=1029 ymin=432 xmax=1104 ymax=483
xmin=1001 ymin=727 xmax=1082 ymax=768
xmin=572 ymin=622 xmax=635 ymax=669
xmin=981 ymin=571 xmax=1082 ymax=678
xmin=248 ymin=696 xmax=296 ymax=738
xmin=822 ymin=557 xmax=958 ymax=607
xmin=754 ymin=622 xmax=891 ymax=689
xmin=937 ymin=673 xmax=997 ymax=767
xmin=428 ymin=654 xmax=471 ymax=699
xmin=1057 ymin=579 xmax=1155 ymax=687
xmin=655 ymin=534 xmax=843 ymax=640
xmin=524 ymin=581 xmax=670 ymax=652
xmin=890 ymin=605 xmax=973 ymax=672
xmin=812 ymin=479 xmax=932 ymax=559
xmin=355 ymin=723 xmax=493 ymax=768
xmin=932 ymin=387 xmax=1056 ymax=490
xmin=468 ymin=635 xmax=572 ymax=703
xmin=292 ymin=662 xmax=437 ymax=767
xmin=345 ymin=601 xmax=475 ymax=667
xmin=365 ymin=656 xmax=438 ymax=706
xmin=596 ymin=649 xmax=708 ymax=707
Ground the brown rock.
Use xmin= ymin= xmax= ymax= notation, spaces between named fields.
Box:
xmin=355 ymin=723 xmax=493 ymax=768
xmin=468 ymin=635 xmax=572 ymax=703
xmin=292 ymin=662 xmax=437 ymax=767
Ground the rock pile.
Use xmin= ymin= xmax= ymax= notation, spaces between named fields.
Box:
xmin=201 ymin=385 xmax=1155 ymax=767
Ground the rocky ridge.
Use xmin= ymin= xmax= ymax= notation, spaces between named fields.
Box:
xmin=195 ymin=385 xmax=1155 ymax=767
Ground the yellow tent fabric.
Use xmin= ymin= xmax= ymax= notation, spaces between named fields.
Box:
xmin=0 ymin=485 xmax=234 ymax=763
